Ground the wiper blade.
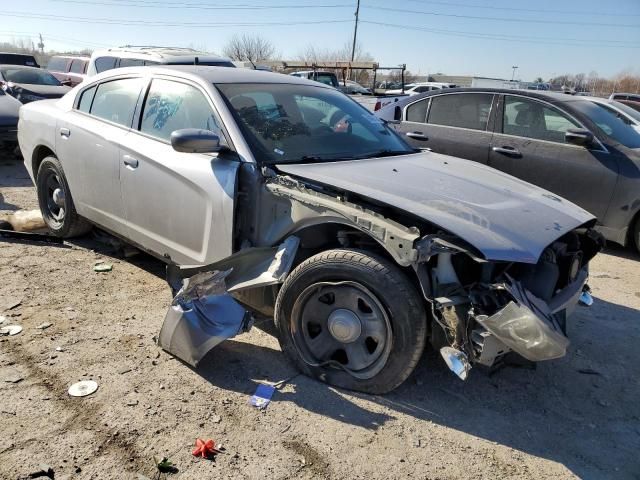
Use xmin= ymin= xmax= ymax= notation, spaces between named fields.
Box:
xmin=355 ymin=149 xmax=415 ymax=159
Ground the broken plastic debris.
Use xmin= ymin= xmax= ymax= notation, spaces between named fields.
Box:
xmin=93 ymin=263 xmax=113 ymax=272
xmin=37 ymin=322 xmax=52 ymax=330
xmin=579 ymin=290 xmax=594 ymax=307
xmin=68 ymin=380 xmax=98 ymax=397
xmin=440 ymin=347 xmax=471 ymax=381
xmin=0 ymin=325 xmax=23 ymax=336
xmin=192 ymin=438 xmax=221 ymax=458
xmin=250 ymin=384 xmax=276 ymax=409
xmin=0 ymin=315 xmax=6 ymax=324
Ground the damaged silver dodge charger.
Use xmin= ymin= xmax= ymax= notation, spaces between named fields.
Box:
xmin=19 ymin=66 xmax=603 ymax=393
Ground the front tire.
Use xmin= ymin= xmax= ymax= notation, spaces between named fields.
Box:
xmin=36 ymin=156 xmax=91 ymax=238
xmin=274 ymin=249 xmax=427 ymax=394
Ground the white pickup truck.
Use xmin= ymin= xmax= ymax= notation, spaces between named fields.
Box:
xmin=290 ymin=70 xmax=407 ymax=112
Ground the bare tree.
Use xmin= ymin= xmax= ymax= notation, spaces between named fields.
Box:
xmin=297 ymin=41 xmax=372 ymax=63
xmin=296 ymin=41 xmax=374 ymax=84
xmin=222 ymin=34 xmax=275 ymax=63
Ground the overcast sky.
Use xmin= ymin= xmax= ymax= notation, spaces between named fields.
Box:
xmin=4 ymin=0 xmax=640 ymax=80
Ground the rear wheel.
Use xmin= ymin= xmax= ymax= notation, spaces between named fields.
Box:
xmin=36 ymin=156 xmax=91 ymax=238
xmin=274 ymin=249 xmax=427 ymax=394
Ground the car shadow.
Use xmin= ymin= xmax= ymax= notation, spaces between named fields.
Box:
xmin=190 ymin=296 xmax=640 ymax=479
xmin=603 ymin=242 xmax=640 ymax=261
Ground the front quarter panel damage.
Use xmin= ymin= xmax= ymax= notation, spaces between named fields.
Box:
xmin=263 ymin=175 xmax=421 ymax=266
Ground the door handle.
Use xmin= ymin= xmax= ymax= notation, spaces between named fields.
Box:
xmin=406 ymin=131 xmax=429 ymax=141
xmin=59 ymin=127 xmax=70 ymax=138
xmin=123 ymin=155 xmax=139 ymax=169
xmin=492 ymin=146 xmax=521 ymax=157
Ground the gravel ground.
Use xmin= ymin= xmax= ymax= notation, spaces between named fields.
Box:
xmin=1 ymin=155 xmax=639 ymax=480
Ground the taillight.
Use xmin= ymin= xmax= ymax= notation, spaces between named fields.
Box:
xmin=374 ymin=101 xmax=381 ymax=111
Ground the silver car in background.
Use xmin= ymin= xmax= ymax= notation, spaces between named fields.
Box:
xmin=18 ymin=66 xmax=602 ymax=393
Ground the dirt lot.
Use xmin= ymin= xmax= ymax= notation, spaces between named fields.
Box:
xmin=1 ymin=155 xmax=639 ymax=480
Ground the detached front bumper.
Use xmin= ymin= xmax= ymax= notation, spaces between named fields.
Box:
xmin=476 ymin=268 xmax=588 ymax=362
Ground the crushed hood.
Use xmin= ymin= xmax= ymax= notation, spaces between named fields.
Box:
xmin=277 ymin=152 xmax=595 ymax=263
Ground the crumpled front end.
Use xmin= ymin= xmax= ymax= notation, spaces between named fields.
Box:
xmin=419 ymin=227 xmax=603 ymax=376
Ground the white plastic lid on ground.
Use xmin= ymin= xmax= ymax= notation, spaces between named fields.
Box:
xmin=68 ymin=380 xmax=99 ymax=397
xmin=0 ymin=325 xmax=23 ymax=336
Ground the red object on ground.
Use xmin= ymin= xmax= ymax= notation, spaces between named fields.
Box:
xmin=192 ymin=438 xmax=219 ymax=458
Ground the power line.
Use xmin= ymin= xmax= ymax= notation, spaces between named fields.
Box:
xmin=398 ymin=0 xmax=640 ymax=17
xmin=46 ymin=0 xmax=353 ymax=10
xmin=0 ymin=31 xmax=111 ymax=48
xmin=1 ymin=10 xmax=352 ymax=27
xmin=365 ymin=6 xmax=640 ymax=28
xmin=360 ymin=20 xmax=640 ymax=48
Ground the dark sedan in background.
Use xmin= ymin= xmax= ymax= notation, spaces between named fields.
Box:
xmin=376 ymin=88 xmax=640 ymax=253
xmin=0 ymin=88 xmax=21 ymax=153
xmin=0 ymin=65 xmax=71 ymax=104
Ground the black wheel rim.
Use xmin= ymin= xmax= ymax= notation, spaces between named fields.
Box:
xmin=290 ymin=281 xmax=392 ymax=380
xmin=43 ymin=170 xmax=66 ymax=226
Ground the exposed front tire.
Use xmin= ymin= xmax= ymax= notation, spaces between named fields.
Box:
xmin=274 ymin=249 xmax=427 ymax=394
xmin=36 ymin=156 xmax=91 ymax=238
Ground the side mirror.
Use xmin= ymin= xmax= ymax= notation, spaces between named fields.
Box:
xmin=171 ymin=128 xmax=225 ymax=153
xmin=565 ymin=128 xmax=594 ymax=147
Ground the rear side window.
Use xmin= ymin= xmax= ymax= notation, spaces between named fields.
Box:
xmin=69 ymin=59 xmax=86 ymax=74
xmin=406 ymin=99 xmax=428 ymax=123
xmin=119 ymin=58 xmax=144 ymax=68
xmin=140 ymin=79 xmax=222 ymax=142
xmin=77 ymin=86 xmax=96 ymax=113
xmin=94 ymin=56 xmax=117 ymax=73
xmin=90 ymin=78 xmax=144 ymax=127
xmin=428 ymin=93 xmax=494 ymax=131
xmin=0 ymin=54 xmax=38 ymax=67
xmin=47 ymin=57 xmax=67 ymax=72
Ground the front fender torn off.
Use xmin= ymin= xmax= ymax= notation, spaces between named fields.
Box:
xmin=158 ymin=270 xmax=253 ymax=367
xmin=158 ymin=237 xmax=300 ymax=367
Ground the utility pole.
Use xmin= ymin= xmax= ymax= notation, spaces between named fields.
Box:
xmin=37 ymin=34 xmax=44 ymax=55
xmin=350 ymin=0 xmax=360 ymax=62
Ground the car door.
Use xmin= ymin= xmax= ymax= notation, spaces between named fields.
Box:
xmin=395 ymin=92 xmax=496 ymax=164
xmin=118 ymin=77 xmax=239 ymax=265
xmin=55 ymin=77 xmax=145 ymax=234
xmin=488 ymin=94 xmax=618 ymax=221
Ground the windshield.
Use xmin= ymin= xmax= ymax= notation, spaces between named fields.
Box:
xmin=573 ymin=100 xmax=640 ymax=149
xmin=0 ymin=67 xmax=61 ymax=86
xmin=217 ymin=83 xmax=415 ymax=163
xmin=607 ymin=100 xmax=640 ymax=123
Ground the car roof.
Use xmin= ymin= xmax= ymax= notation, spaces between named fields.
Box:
xmin=0 ymin=64 xmax=41 ymax=70
xmin=0 ymin=52 xmax=36 ymax=57
xmin=50 ymin=55 xmax=90 ymax=60
xmin=379 ymin=87 xmax=595 ymax=111
xmin=89 ymin=65 xmax=333 ymax=87
xmin=90 ymin=46 xmax=231 ymax=62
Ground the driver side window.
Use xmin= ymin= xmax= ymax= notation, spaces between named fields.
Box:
xmin=503 ymin=96 xmax=580 ymax=143
xmin=139 ymin=79 xmax=223 ymax=142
